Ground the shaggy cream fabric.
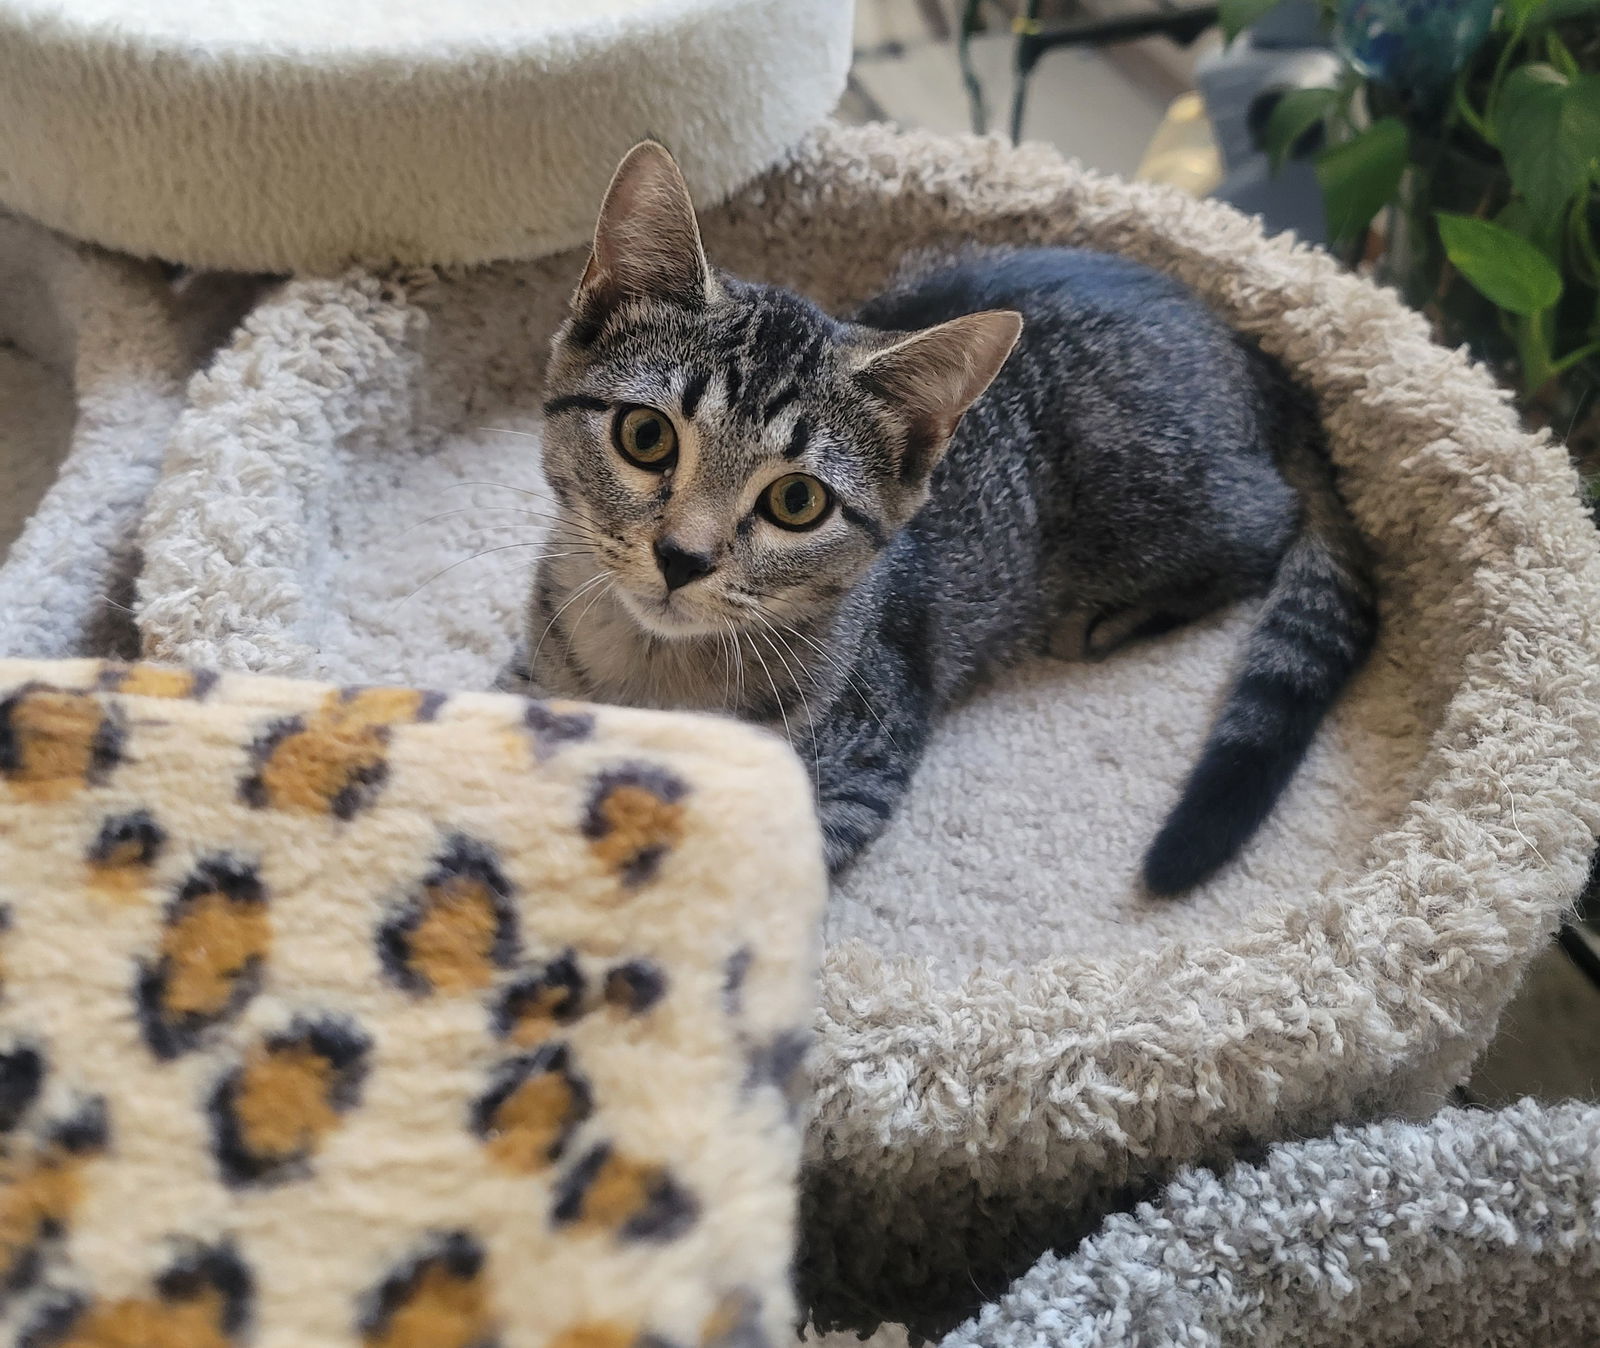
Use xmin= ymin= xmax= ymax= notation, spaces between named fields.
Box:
xmin=132 ymin=123 xmax=1600 ymax=1332
xmin=943 ymin=1098 xmax=1600 ymax=1348
xmin=0 ymin=656 xmax=824 ymax=1348
xmin=0 ymin=0 xmax=852 ymax=272
xmin=0 ymin=211 xmax=256 ymax=660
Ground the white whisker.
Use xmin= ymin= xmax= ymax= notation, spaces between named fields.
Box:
xmin=529 ymin=571 xmax=610 ymax=674
xmin=446 ymin=479 xmax=610 ymax=536
xmin=744 ymin=625 xmax=791 ymax=751
xmin=400 ymin=542 xmax=595 ymax=605
xmin=752 ymin=619 xmax=821 ymax=797
xmin=765 ymin=610 xmax=900 ymax=750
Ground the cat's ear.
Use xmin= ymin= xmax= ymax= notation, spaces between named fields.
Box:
xmin=572 ymin=141 xmax=715 ymax=332
xmin=854 ymin=310 xmax=1023 ymax=483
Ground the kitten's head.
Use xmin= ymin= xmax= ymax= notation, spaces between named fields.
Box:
xmin=541 ymin=141 xmax=1020 ymax=639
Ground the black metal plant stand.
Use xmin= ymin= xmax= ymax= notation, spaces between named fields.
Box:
xmin=958 ymin=0 xmax=1221 ymax=141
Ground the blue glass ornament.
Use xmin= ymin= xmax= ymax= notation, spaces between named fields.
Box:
xmin=1336 ymin=0 xmax=1497 ymax=97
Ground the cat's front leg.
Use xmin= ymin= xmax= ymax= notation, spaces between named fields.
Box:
xmin=808 ymin=688 xmax=929 ymax=876
xmin=493 ymin=640 xmax=545 ymax=696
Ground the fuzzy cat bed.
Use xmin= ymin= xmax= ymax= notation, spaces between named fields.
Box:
xmin=131 ymin=123 xmax=1600 ymax=1333
xmin=0 ymin=0 xmax=852 ymax=271
xmin=0 ymin=210 xmax=255 ymax=659
xmin=944 ymin=1097 xmax=1600 ymax=1348
xmin=0 ymin=656 xmax=824 ymax=1348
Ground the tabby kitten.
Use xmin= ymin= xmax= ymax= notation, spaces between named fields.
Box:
xmin=507 ymin=142 xmax=1376 ymax=893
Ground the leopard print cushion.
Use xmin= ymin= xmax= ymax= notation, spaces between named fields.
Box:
xmin=0 ymin=660 xmax=825 ymax=1348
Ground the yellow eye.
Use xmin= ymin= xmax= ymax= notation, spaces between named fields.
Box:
xmin=615 ymin=406 xmax=678 ymax=469
xmin=761 ymin=473 xmax=831 ymax=530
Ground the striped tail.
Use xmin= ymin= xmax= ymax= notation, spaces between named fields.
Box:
xmin=1142 ymin=419 xmax=1376 ymax=896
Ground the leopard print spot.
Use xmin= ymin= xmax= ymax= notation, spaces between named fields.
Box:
xmin=0 ymin=1099 xmax=108 ymax=1292
xmin=211 ymin=1018 xmax=370 ymax=1186
xmin=524 ymin=702 xmax=594 ymax=762
xmin=471 ymin=1044 xmax=591 ymax=1174
xmin=137 ymin=859 xmax=268 ymax=1059
xmin=23 ymin=1243 xmax=251 ymax=1348
xmin=721 ymin=948 xmax=753 ymax=1017
xmin=239 ymin=687 xmax=440 ymax=820
xmin=0 ymin=1045 xmax=44 ymax=1132
xmin=0 ymin=685 xmax=123 ymax=803
xmin=87 ymin=811 xmax=165 ymax=899
xmin=380 ymin=837 xmax=518 ymax=996
xmin=547 ymin=1323 xmax=637 ymax=1348
xmin=340 ymin=686 xmax=446 ymax=727
xmin=492 ymin=954 xmax=587 ymax=1046
xmin=99 ymin=663 xmax=217 ymax=701
xmin=552 ymin=1144 xmax=698 ymax=1242
xmin=744 ymin=1031 xmax=809 ymax=1121
xmin=361 ymin=1232 xmax=495 ymax=1348
xmin=582 ymin=766 xmax=688 ymax=888
xmin=700 ymin=1291 xmax=765 ymax=1348
xmin=602 ymin=962 xmax=666 ymax=1015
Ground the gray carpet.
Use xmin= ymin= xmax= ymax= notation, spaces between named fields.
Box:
xmin=943 ymin=1098 xmax=1600 ymax=1348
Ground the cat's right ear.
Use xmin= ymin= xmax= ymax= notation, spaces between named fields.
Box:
xmin=571 ymin=141 xmax=716 ymax=337
xmin=854 ymin=309 xmax=1023 ymax=485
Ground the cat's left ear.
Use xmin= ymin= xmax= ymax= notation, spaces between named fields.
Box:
xmin=854 ymin=310 xmax=1022 ymax=484
xmin=572 ymin=141 xmax=716 ymax=334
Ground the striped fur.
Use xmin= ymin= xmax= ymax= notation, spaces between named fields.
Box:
xmin=516 ymin=144 xmax=1375 ymax=892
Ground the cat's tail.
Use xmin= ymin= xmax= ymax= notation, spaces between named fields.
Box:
xmin=1142 ymin=407 xmax=1377 ymax=896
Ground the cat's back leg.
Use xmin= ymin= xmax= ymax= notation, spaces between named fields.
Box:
xmin=1051 ymin=572 xmax=1261 ymax=662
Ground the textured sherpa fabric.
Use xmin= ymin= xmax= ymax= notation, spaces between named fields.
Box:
xmin=131 ymin=122 xmax=1600 ymax=1333
xmin=0 ymin=657 xmax=825 ymax=1348
xmin=0 ymin=210 xmax=256 ymax=659
xmin=943 ymin=1098 xmax=1600 ymax=1348
xmin=0 ymin=0 xmax=852 ymax=271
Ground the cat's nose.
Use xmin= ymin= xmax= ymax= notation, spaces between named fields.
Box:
xmin=654 ymin=539 xmax=716 ymax=591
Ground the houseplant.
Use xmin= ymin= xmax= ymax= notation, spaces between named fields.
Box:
xmin=1235 ymin=0 xmax=1600 ymax=470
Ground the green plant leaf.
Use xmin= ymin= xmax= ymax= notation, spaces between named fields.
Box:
xmin=1437 ymin=212 xmax=1564 ymax=315
xmin=1496 ymin=199 xmax=1563 ymax=260
xmin=1219 ymin=0 xmax=1280 ymax=42
xmin=1507 ymin=0 xmax=1547 ymax=20
xmin=1315 ymin=118 xmax=1408 ymax=246
xmin=1546 ymin=30 xmax=1580 ymax=78
xmin=1494 ymin=65 xmax=1600 ymax=218
xmin=1263 ymin=87 xmax=1339 ymax=172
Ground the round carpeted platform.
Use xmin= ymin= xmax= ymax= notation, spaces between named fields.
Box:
xmin=0 ymin=0 xmax=852 ymax=271
xmin=128 ymin=123 xmax=1600 ymax=1333
xmin=942 ymin=1099 xmax=1600 ymax=1348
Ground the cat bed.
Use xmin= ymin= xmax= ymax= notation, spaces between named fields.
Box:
xmin=943 ymin=1097 xmax=1600 ymax=1348
xmin=131 ymin=123 xmax=1600 ymax=1334
xmin=0 ymin=656 xmax=824 ymax=1348
xmin=0 ymin=0 xmax=853 ymax=272
xmin=0 ymin=210 xmax=256 ymax=660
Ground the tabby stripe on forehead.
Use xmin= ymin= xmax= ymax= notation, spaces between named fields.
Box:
xmin=544 ymin=395 xmax=612 ymax=418
xmin=724 ymin=366 xmax=743 ymax=403
xmin=763 ymin=383 xmax=800 ymax=423
xmin=680 ymin=370 xmax=711 ymax=420
xmin=784 ymin=420 xmax=811 ymax=460
xmin=795 ymin=334 xmax=827 ymax=381
xmin=839 ymin=502 xmax=887 ymax=547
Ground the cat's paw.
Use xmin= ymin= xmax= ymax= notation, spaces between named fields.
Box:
xmin=493 ymin=643 xmax=539 ymax=695
xmin=1049 ymin=609 xmax=1095 ymax=661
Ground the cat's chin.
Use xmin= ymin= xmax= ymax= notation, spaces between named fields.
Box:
xmin=614 ymin=586 xmax=726 ymax=641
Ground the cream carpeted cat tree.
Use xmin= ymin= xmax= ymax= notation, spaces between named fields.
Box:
xmin=2 ymin=0 xmax=1598 ymax=1339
